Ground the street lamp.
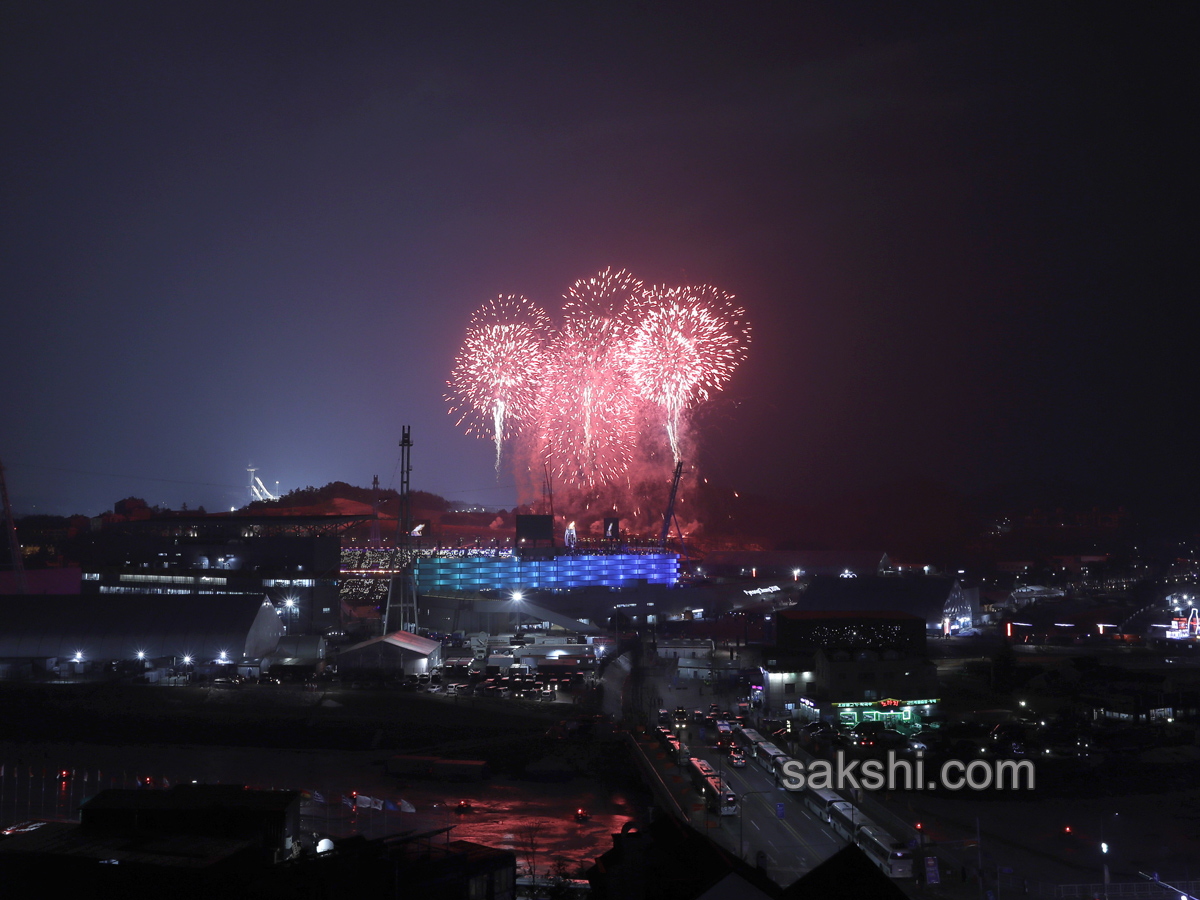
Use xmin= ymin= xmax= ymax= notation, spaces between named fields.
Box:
xmin=738 ymin=790 xmax=776 ymax=861
xmin=1100 ymin=812 xmax=1120 ymax=897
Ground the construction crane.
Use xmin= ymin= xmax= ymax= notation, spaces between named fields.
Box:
xmin=659 ymin=460 xmax=690 ymax=563
xmin=0 ymin=457 xmax=29 ymax=593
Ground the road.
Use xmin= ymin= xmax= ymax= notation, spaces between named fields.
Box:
xmin=632 ymin=657 xmax=859 ymax=888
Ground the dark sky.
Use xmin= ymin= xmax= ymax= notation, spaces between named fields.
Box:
xmin=3 ymin=3 xmax=1194 ymax=523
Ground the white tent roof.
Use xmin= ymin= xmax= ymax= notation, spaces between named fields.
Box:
xmin=342 ymin=630 xmax=440 ymax=657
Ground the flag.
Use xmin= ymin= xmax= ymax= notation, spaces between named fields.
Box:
xmin=385 ymin=799 xmax=399 ymax=812
xmin=371 ymin=798 xmax=383 ymax=811
xmin=342 ymin=794 xmax=354 ymax=809
xmin=313 ymin=791 xmax=325 ymax=805
xmin=400 ymin=799 xmax=416 ymax=813
xmin=300 ymin=790 xmax=312 ymax=800
xmin=357 ymin=795 xmax=372 ymax=809
xmin=163 ymin=777 xmax=170 ymax=789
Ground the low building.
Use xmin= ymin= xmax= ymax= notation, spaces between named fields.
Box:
xmin=334 ymin=630 xmax=442 ymax=676
xmin=756 ymin=611 xmax=940 ymax=731
xmin=0 ymin=594 xmax=283 ymax=677
xmin=795 ymin=576 xmax=979 ymax=633
xmin=776 ymin=609 xmax=928 ymax=655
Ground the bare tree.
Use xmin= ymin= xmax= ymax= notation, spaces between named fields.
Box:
xmin=517 ymin=819 xmax=548 ymax=884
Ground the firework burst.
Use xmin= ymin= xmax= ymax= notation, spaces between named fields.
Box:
xmin=625 ymin=285 xmax=750 ymax=461
xmin=538 ymin=322 xmax=639 ymax=487
xmin=447 ymin=272 xmax=749 ymax=486
xmin=446 ymin=295 xmax=552 ymax=471
xmin=561 ymin=267 xmax=643 ymax=336
xmin=539 ymin=268 xmax=645 ymax=486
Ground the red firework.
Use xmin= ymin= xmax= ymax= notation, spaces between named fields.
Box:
xmin=538 ymin=322 xmax=640 ymax=487
xmin=624 ymin=285 xmax=750 ymax=460
xmin=446 ymin=295 xmax=552 ymax=469
xmin=561 ymin=267 xmax=643 ymax=337
xmin=540 ymin=269 xmax=645 ymax=486
xmin=447 ymin=273 xmax=749 ymax=483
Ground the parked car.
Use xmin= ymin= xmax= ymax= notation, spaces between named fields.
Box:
xmin=989 ymin=723 xmax=1042 ymax=757
xmin=904 ymin=730 xmax=940 ymax=753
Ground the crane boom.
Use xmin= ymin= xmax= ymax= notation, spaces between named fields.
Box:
xmin=660 ymin=460 xmax=683 ymax=549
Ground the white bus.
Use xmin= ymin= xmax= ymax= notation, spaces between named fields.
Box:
xmin=755 ymin=742 xmax=788 ymax=774
xmin=686 ymin=757 xmax=718 ymax=793
xmin=734 ymin=726 xmax=767 ymax=755
xmin=704 ymin=775 xmax=739 ymax=816
xmin=828 ymin=802 xmax=866 ymax=841
xmin=801 ymin=785 xmax=845 ymax=822
xmin=772 ymin=755 xmax=796 ymax=784
xmin=856 ymin=823 xmax=915 ymax=878
xmin=666 ymin=737 xmax=690 ymax=765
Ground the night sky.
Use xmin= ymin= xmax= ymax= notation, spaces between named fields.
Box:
xmin=3 ymin=4 xmax=1194 ymax=527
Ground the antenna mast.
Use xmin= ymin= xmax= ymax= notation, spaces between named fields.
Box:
xmin=384 ymin=427 xmax=417 ymax=633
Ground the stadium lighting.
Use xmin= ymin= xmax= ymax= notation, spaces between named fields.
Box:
xmin=182 ymin=656 xmax=192 ymax=665
xmin=136 ymin=651 xmax=145 ymax=660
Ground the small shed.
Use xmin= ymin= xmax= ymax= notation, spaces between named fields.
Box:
xmin=336 ymin=630 xmax=442 ymax=676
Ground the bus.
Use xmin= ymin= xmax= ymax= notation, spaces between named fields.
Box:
xmin=666 ymin=737 xmax=690 ymax=765
xmin=734 ymin=726 xmax=767 ymax=755
xmin=772 ymin=754 xmax=796 ymax=784
xmin=755 ymin=742 xmax=788 ymax=775
xmin=856 ymin=824 xmax=915 ymax=878
xmin=704 ymin=775 xmax=738 ymax=816
xmin=829 ymin=802 xmax=867 ymax=841
xmin=714 ymin=719 xmax=734 ymax=751
xmin=686 ymin=757 xmax=717 ymax=792
xmin=801 ymin=786 xmax=845 ymax=822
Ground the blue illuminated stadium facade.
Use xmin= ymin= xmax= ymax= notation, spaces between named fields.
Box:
xmin=413 ymin=553 xmax=679 ymax=591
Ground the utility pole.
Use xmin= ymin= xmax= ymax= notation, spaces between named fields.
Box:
xmin=0 ymin=458 xmax=29 ymax=594
xmin=977 ymin=817 xmax=984 ymax=900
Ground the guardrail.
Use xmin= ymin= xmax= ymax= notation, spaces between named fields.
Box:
xmin=1056 ymin=881 xmax=1200 ymax=898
